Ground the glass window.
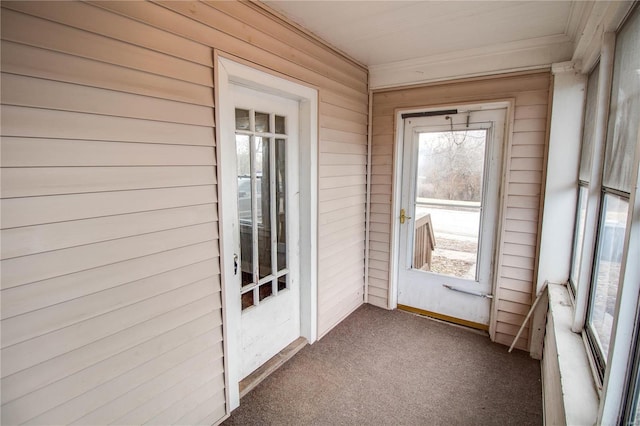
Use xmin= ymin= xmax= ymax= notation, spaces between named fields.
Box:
xmin=235 ymin=109 xmax=250 ymax=131
xmin=584 ymin=4 xmax=638 ymax=377
xmin=587 ymin=194 xmax=628 ymax=362
xmin=256 ymin=136 xmax=272 ymax=279
xmin=578 ymin=64 xmax=600 ymax=183
xmin=275 ymin=115 xmax=286 ymax=134
xmin=275 ymin=138 xmax=287 ymax=272
xmin=602 ymin=5 xmax=640 ymax=194
xmin=235 ymin=109 xmax=290 ymax=311
xmin=570 ymin=64 xmax=599 ymax=293
xmin=412 ymin=129 xmax=487 ymax=279
xmin=255 ymin=112 xmax=270 ymax=133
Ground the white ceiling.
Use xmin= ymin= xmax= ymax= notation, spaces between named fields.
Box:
xmin=264 ymin=1 xmax=578 ymax=66
xmin=263 ymin=1 xmax=598 ymax=88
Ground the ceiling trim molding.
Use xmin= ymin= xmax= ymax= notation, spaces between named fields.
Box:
xmin=369 ymin=34 xmax=572 ymax=90
xmin=565 ymin=1 xmax=593 ymax=41
xmin=552 ymin=61 xmax=580 ymax=75
xmin=572 ymin=1 xmax=635 ymax=73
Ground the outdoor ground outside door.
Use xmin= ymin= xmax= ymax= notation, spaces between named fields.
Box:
xmin=397 ymin=107 xmax=507 ymax=328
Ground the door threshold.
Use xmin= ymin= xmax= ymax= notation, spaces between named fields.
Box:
xmin=239 ymin=337 xmax=308 ymax=398
xmin=397 ymin=304 xmax=489 ymax=332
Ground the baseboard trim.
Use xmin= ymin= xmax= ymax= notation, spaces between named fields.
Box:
xmin=397 ymin=304 xmax=489 ymax=331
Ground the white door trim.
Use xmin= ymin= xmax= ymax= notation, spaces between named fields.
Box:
xmin=389 ymin=101 xmax=512 ymax=315
xmin=396 ymin=109 xmax=506 ymax=326
xmin=216 ymin=55 xmax=318 ymax=411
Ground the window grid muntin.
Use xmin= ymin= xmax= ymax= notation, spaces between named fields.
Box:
xmin=235 ymin=108 xmax=289 ymax=311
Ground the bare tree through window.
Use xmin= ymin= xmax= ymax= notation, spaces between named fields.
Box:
xmin=413 ymin=130 xmax=487 ymax=279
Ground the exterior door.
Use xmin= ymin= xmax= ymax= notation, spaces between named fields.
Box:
xmin=228 ymin=84 xmax=300 ymax=379
xmin=397 ymin=108 xmax=506 ymax=328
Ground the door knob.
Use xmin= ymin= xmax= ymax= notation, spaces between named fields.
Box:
xmin=400 ymin=208 xmax=411 ymax=224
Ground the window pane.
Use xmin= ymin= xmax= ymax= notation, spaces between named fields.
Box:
xmin=570 ymin=185 xmax=589 ymax=289
xmin=256 ymin=137 xmax=272 ymax=279
xmin=235 ymin=109 xmax=250 ymax=131
xmin=276 ymin=138 xmax=287 ymax=271
xmin=602 ymin=6 xmax=640 ymax=193
xmin=413 ymin=130 xmax=487 ymax=279
xmin=275 ymin=115 xmax=286 ymax=134
xmin=236 ymin=134 xmax=253 ymax=287
xmin=277 ymin=275 xmax=287 ymax=292
xmin=241 ymin=289 xmax=254 ymax=310
xmin=255 ymin=111 xmax=270 ymax=133
xmin=579 ymin=64 xmax=599 ymax=182
xmin=588 ymin=193 xmax=629 ymax=359
xmin=259 ymin=281 xmax=274 ymax=301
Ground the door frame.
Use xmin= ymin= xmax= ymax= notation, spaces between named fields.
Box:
xmin=215 ymin=54 xmax=318 ymax=411
xmin=389 ymin=100 xmax=514 ymax=332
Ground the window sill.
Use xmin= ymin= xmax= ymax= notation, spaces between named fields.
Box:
xmin=545 ymin=283 xmax=599 ymax=425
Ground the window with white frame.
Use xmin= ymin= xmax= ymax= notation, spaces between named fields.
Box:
xmin=569 ymin=2 xmax=640 ymax=386
xmin=587 ymin=3 xmax=639 ymax=379
xmin=569 ymin=64 xmax=599 ymax=295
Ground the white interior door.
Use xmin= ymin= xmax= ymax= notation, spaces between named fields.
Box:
xmin=397 ymin=108 xmax=506 ymax=327
xmin=226 ymin=84 xmax=300 ymax=379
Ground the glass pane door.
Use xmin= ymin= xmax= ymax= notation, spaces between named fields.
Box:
xmin=235 ymin=108 xmax=289 ymax=311
xmin=412 ymin=129 xmax=487 ymax=280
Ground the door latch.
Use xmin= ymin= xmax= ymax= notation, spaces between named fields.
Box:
xmin=400 ymin=208 xmax=411 ymax=224
xmin=233 ymin=254 xmax=238 ymax=275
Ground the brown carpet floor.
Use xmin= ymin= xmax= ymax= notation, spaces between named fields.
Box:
xmin=224 ymin=304 xmax=542 ymax=425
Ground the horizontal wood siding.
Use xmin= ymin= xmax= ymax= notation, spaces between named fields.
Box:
xmin=1 ymin=1 xmax=368 ymax=423
xmin=370 ymin=72 xmax=551 ymax=350
xmin=92 ymin=0 xmax=368 ymax=340
xmin=0 ymin=3 xmax=225 ymax=424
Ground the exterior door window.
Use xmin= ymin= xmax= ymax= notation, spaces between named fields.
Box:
xmin=227 ymin=83 xmax=301 ymax=380
xmin=235 ymin=108 xmax=289 ymax=310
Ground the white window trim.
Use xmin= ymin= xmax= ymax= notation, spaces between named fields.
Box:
xmin=572 ymin=33 xmax=617 ymax=334
xmin=563 ymin=22 xmax=640 ymax=423
xmin=215 ymin=55 xmax=319 ymax=411
xmin=600 ymin=156 xmax=640 ymax=424
xmin=536 ymin=61 xmax=585 ymax=293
